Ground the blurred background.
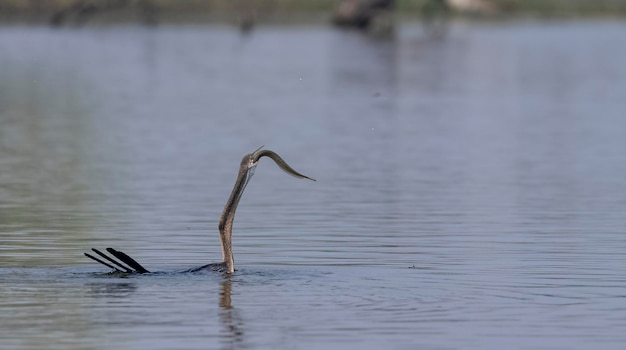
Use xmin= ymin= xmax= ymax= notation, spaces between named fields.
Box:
xmin=2 ymin=0 xmax=626 ymax=26
xmin=1 ymin=1 xmax=626 ymax=350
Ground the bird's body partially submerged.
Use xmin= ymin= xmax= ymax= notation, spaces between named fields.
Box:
xmin=84 ymin=147 xmax=315 ymax=274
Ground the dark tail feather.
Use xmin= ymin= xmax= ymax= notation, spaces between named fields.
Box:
xmin=84 ymin=252 xmax=123 ymax=272
xmin=84 ymin=248 xmax=150 ymax=274
xmin=91 ymin=248 xmax=134 ymax=273
xmin=106 ymin=248 xmax=150 ymax=274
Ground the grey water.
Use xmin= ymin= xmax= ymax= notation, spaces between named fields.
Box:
xmin=1 ymin=19 xmax=626 ymax=349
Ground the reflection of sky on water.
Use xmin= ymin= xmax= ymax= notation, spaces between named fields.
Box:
xmin=1 ymin=21 xmax=626 ymax=349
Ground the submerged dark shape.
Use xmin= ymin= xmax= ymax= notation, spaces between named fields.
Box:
xmin=50 ymin=0 xmax=158 ymax=27
xmin=84 ymin=147 xmax=315 ymax=274
xmin=332 ymin=0 xmax=394 ymax=29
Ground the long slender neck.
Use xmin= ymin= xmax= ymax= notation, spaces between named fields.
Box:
xmin=218 ymin=162 xmax=250 ymax=273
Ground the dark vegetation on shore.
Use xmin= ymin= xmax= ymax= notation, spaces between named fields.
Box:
xmin=2 ymin=0 xmax=626 ymax=18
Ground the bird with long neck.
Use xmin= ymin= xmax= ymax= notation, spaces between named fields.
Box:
xmin=84 ymin=147 xmax=315 ymax=274
xmin=217 ymin=147 xmax=315 ymax=273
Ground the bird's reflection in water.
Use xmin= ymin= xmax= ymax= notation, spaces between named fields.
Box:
xmin=218 ymin=276 xmax=245 ymax=350
xmin=83 ymin=274 xmax=245 ymax=348
xmin=86 ymin=282 xmax=137 ymax=298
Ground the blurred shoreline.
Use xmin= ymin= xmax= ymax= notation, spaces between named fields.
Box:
xmin=1 ymin=0 xmax=626 ymax=25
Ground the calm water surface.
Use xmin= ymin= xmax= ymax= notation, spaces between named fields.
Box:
xmin=1 ymin=20 xmax=626 ymax=349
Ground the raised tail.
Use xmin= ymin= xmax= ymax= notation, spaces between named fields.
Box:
xmin=84 ymin=248 xmax=150 ymax=274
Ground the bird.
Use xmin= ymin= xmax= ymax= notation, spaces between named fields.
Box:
xmin=84 ymin=147 xmax=315 ymax=274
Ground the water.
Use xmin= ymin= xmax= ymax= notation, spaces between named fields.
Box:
xmin=1 ymin=19 xmax=626 ymax=349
